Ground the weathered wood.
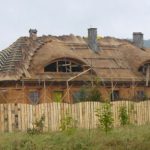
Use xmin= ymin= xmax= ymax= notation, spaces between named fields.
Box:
xmin=0 ymin=101 xmax=150 ymax=132
xmin=8 ymin=103 xmax=12 ymax=132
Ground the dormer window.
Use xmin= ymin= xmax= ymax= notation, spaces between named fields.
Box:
xmin=44 ymin=58 xmax=84 ymax=73
xmin=138 ymin=63 xmax=150 ymax=75
xmin=138 ymin=62 xmax=150 ymax=86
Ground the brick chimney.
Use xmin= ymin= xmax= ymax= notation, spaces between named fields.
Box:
xmin=133 ymin=32 xmax=144 ymax=48
xmin=88 ymin=28 xmax=99 ymax=52
xmin=29 ymin=29 xmax=37 ymax=40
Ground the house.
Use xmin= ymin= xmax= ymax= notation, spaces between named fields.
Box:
xmin=0 ymin=28 xmax=150 ymax=104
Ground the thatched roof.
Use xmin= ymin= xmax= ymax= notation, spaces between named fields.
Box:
xmin=0 ymin=33 xmax=150 ymax=82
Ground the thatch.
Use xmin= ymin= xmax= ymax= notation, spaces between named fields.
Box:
xmin=0 ymin=34 xmax=150 ymax=82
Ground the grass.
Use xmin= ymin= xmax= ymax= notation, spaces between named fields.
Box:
xmin=0 ymin=125 xmax=150 ymax=149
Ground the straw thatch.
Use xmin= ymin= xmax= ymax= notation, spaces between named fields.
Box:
xmin=0 ymin=34 xmax=150 ymax=82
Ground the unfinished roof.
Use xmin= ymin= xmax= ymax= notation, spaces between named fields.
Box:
xmin=0 ymin=33 xmax=150 ymax=82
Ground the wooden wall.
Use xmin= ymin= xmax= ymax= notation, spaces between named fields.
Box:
xmin=0 ymin=85 xmax=150 ymax=104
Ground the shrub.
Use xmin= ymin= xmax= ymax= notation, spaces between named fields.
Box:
xmin=88 ymin=87 xmax=102 ymax=102
xmin=96 ymin=102 xmax=113 ymax=134
xmin=119 ymin=105 xmax=129 ymax=126
xmin=60 ymin=113 xmax=77 ymax=134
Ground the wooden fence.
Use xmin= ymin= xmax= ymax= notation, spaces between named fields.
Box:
xmin=0 ymin=101 xmax=150 ymax=132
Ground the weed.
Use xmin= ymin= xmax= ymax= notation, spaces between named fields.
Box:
xmin=27 ymin=114 xmax=45 ymax=135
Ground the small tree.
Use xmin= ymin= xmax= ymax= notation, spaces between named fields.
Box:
xmin=96 ymin=102 xmax=113 ymax=134
xmin=119 ymin=105 xmax=129 ymax=126
xmin=60 ymin=112 xmax=77 ymax=134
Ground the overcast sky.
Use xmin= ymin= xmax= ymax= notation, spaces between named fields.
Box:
xmin=0 ymin=0 xmax=150 ymax=49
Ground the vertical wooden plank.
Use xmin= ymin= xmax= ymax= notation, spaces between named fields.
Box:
xmin=79 ymin=102 xmax=82 ymax=128
xmin=142 ymin=101 xmax=144 ymax=125
xmin=51 ymin=102 xmax=53 ymax=131
xmin=12 ymin=103 xmax=16 ymax=131
xmin=38 ymin=104 xmax=41 ymax=125
xmin=76 ymin=103 xmax=79 ymax=128
xmin=58 ymin=102 xmax=61 ymax=130
xmin=93 ymin=102 xmax=97 ymax=128
xmin=90 ymin=102 xmax=94 ymax=129
xmin=57 ymin=102 xmax=60 ymax=131
xmin=17 ymin=103 xmax=21 ymax=131
xmin=41 ymin=103 xmax=46 ymax=132
xmin=55 ymin=103 xmax=57 ymax=131
xmin=50 ymin=102 xmax=53 ymax=131
xmin=84 ymin=102 xmax=86 ymax=128
xmin=21 ymin=104 xmax=24 ymax=131
xmin=0 ymin=104 xmax=4 ymax=132
xmin=26 ymin=104 xmax=30 ymax=130
xmin=51 ymin=103 xmax=54 ymax=131
xmin=14 ymin=103 xmax=19 ymax=131
xmin=70 ymin=103 xmax=73 ymax=127
xmin=7 ymin=104 xmax=10 ymax=132
xmin=54 ymin=102 xmax=57 ymax=131
xmin=8 ymin=104 xmax=12 ymax=132
xmin=138 ymin=102 xmax=141 ymax=125
xmin=44 ymin=103 xmax=48 ymax=132
xmin=25 ymin=103 xmax=27 ymax=131
xmin=28 ymin=104 xmax=32 ymax=129
xmin=137 ymin=102 xmax=140 ymax=125
xmin=4 ymin=104 xmax=9 ymax=132
xmin=47 ymin=103 xmax=51 ymax=131
xmin=86 ymin=102 xmax=88 ymax=129
xmin=35 ymin=104 xmax=38 ymax=124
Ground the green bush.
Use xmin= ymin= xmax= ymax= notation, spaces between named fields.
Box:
xmin=60 ymin=113 xmax=77 ymax=135
xmin=119 ymin=105 xmax=129 ymax=126
xmin=96 ymin=102 xmax=113 ymax=134
xmin=88 ymin=87 xmax=102 ymax=102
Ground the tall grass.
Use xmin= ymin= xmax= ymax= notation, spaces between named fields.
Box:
xmin=0 ymin=125 xmax=150 ymax=150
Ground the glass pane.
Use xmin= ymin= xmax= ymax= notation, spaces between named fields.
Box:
xmin=28 ymin=91 xmax=40 ymax=104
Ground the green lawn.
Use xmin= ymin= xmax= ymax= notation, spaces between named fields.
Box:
xmin=0 ymin=125 xmax=150 ymax=150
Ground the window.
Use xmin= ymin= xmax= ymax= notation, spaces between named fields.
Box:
xmin=28 ymin=91 xmax=40 ymax=105
xmin=72 ymin=88 xmax=89 ymax=103
xmin=44 ymin=59 xmax=83 ymax=73
xmin=44 ymin=62 xmax=57 ymax=72
xmin=136 ymin=91 xmax=146 ymax=100
xmin=138 ymin=63 xmax=150 ymax=75
xmin=111 ymin=90 xmax=120 ymax=101
xmin=53 ymin=91 xmax=63 ymax=102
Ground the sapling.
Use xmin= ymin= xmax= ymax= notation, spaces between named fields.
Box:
xmin=96 ymin=102 xmax=113 ymax=134
xmin=119 ymin=105 xmax=129 ymax=126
